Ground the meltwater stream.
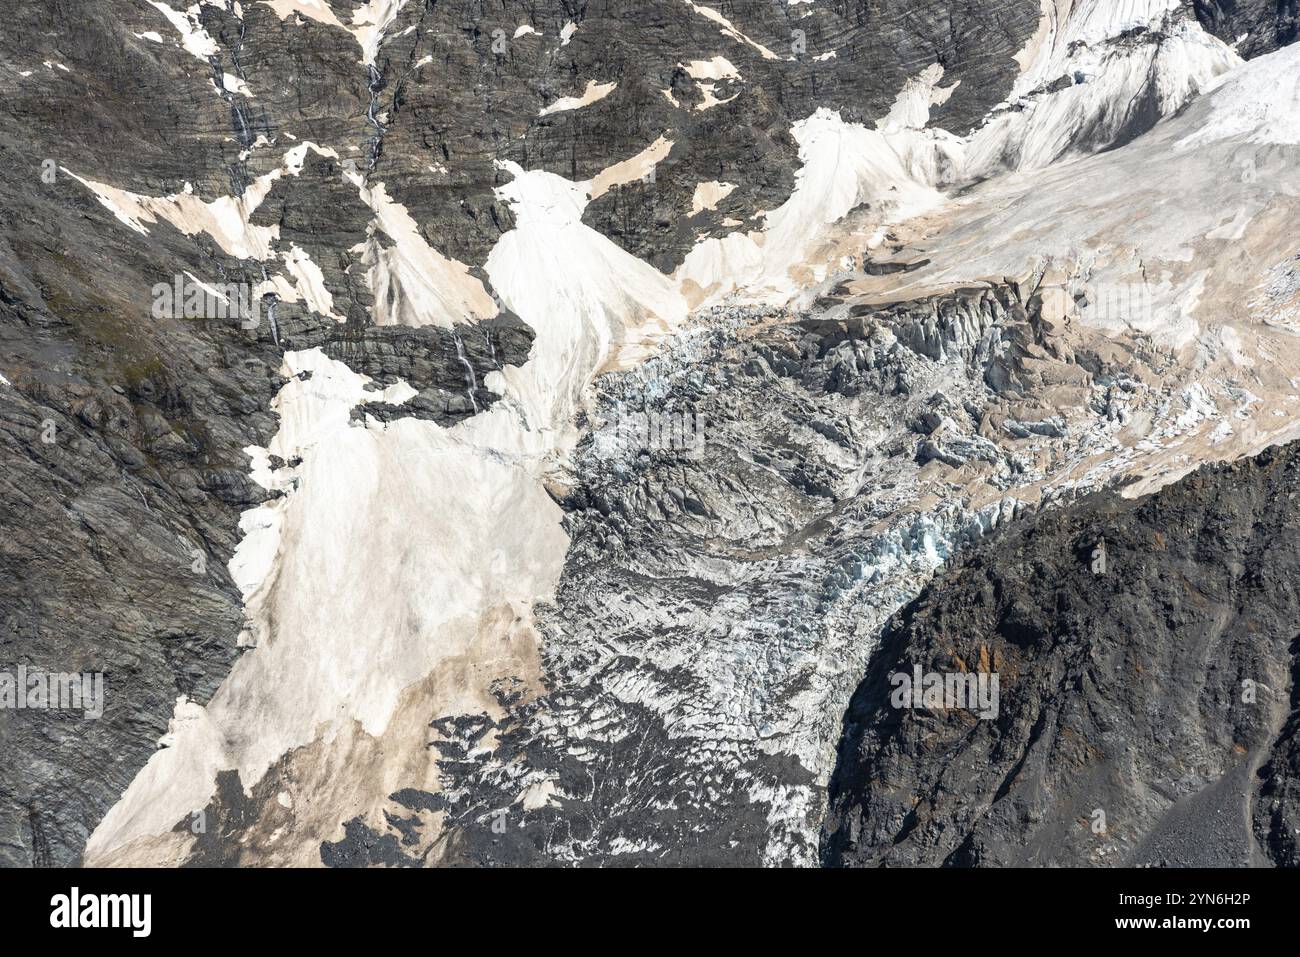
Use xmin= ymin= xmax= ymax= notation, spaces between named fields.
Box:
xmin=452 ymin=328 xmax=480 ymax=414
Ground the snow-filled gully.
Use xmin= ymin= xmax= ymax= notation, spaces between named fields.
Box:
xmin=84 ymin=155 xmax=692 ymax=865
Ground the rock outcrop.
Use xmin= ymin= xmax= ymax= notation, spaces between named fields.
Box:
xmin=824 ymin=440 xmax=1300 ymax=867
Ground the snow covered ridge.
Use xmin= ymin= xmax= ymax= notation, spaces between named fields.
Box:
xmin=673 ymin=1 xmax=1247 ymax=309
xmin=90 ymin=0 xmax=1247 ymax=332
xmin=840 ymin=29 xmax=1300 ymax=495
xmin=1176 ymin=40 xmax=1300 ymax=148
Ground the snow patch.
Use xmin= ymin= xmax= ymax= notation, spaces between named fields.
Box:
xmin=684 ymin=1 xmax=781 ymax=60
xmin=349 ymin=0 xmax=409 ymax=66
xmin=258 ymin=0 xmax=344 ymax=27
xmin=345 ymin=169 xmax=498 ymax=328
xmin=587 ymin=136 xmax=673 ymax=200
xmin=261 ymin=0 xmax=406 ymax=66
xmin=682 ymin=56 xmax=741 ymax=81
xmin=539 ymin=79 xmax=617 ymax=117
xmin=64 ymin=142 xmax=338 ymax=259
xmin=146 ymin=1 xmax=219 ymax=59
xmin=691 ymin=180 xmax=737 ymax=214
xmin=696 ymin=84 xmax=738 ymax=111
xmin=279 ymin=244 xmax=344 ymax=321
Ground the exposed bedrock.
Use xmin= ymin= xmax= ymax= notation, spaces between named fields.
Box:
xmin=823 ymin=440 xmax=1300 ymax=867
xmin=1193 ymin=0 xmax=1298 ymax=58
xmin=0 ymin=2 xmax=531 ymax=866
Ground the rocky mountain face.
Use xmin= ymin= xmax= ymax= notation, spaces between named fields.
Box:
xmin=0 ymin=0 xmax=1298 ymax=868
xmin=823 ymin=439 xmax=1300 ymax=868
xmin=0 ymin=0 xmax=535 ymax=866
xmin=1194 ymin=0 xmax=1297 ymax=57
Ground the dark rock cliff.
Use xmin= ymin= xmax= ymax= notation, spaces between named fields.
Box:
xmin=1193 ymin=0 xmax=1298 ymax=58
xmin=824 ymin=440 xmax=1300 ymax=867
